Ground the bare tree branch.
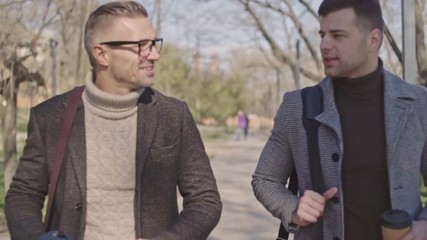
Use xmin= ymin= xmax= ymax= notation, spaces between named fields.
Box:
xmin=0 ymin=0 xmax=31 ymax=9
xmin=298 ymin=0 xmax=320 ymax=21
xmin=239 ymin=0 xmax=289 ymax=61
xmin=257 ymin=45 xmax=280 ymax=69
xmin=236 ymin=0 xmax=323 ymax=81
xmin=74 ymin=0 xmax=90 ymax=81
xmin=249 ymin=0 xmax=321 ymax=71
xmin=0 ymin=12 xmax=24 ymax=48
xmin=282 ymin=0 xmax=322 ymax=71
xmin=383 ymin=24 xmax=402 ymax=64
xmin=1 ymin=52 xmax=45 ymax=95
xmin=31 ymin=0 xmax=57 ymax=51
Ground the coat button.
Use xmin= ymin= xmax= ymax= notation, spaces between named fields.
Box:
xmin=332 ymin=153 xmax=340 ymax=162
xmin=74 ymin=203 xmax=83 ymax=211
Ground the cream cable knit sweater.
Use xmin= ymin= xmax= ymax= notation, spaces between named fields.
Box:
xmin=82 ymin=77 xmax=143 ymax=240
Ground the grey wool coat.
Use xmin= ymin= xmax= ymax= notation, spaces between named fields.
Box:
xmin=6 ymin=87 xmax=222 ymax=240
xmin=252 ymin=69 xmax=427 ymax=240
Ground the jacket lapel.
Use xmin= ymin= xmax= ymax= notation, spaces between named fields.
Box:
xmin=64 ymin=87 xmax=159 ymax=202
xmin=135 ymin=88 xmax=158 ymax=176
xmin=383 ymin=70 xmax=415 ymax=156
xmin=313 ymin=73 xmax=416 ymax=156
xmin=315 ymin=78 xmax=344 ymax=152
xmin=66 ymin=101 xmax=87 ymax=201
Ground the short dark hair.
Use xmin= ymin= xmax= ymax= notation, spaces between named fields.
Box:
xmin=84 ymin=1 xmax=149 ymax=67
xmin=318 ymin=0 xmax=384 ymax=33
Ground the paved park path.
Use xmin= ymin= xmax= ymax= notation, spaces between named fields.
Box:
xmin=0 ymin=132 xmax=284 ymax=240
xmin=206 ymin=132 xmax=281 ymax=240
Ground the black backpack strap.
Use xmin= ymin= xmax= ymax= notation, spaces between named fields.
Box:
xmin=302 ymin=85 xmax=325 ymax=239
xmin=277 ymin=85 xmax=324 ymax=240
xmin=302 ymin=85 xmax=325 ymax=194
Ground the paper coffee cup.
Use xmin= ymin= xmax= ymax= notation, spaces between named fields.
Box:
xmin=381 ymin=209 xmax=412 ymax=240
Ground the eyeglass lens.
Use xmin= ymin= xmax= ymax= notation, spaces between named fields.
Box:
xmin=139 ymin=39 xmax=162 ymax=56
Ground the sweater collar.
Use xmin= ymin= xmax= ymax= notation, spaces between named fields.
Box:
xmin=332 ymin=59 xmax=383 ymax=100
xmin=83 ymin=73 xmax=143 ymax=119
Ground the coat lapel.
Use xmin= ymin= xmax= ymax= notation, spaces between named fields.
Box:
xmin=135 ymin=88 xmax=158 ymax=176
xmin=315 ymin=78 xmax=344 ymax=151
xmin=383 ymin=70 xmax=416 ymax=156
xmin=67 ymin=101 xmax=87 ymax=201
xmin=312 ymin=73 xmax=416 ymax=156
xmin=64 ymin=87 xmax=159 ymax=202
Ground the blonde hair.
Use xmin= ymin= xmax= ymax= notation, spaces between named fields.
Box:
xmin=84 ymin=1 xmax=149 ymax=66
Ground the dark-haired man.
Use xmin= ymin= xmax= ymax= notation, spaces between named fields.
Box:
xmin=252 ymin=0 xmax=427 ymax=239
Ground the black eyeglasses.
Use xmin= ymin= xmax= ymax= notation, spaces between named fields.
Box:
xmin=100 ymin=38 xmax=163 ymax=57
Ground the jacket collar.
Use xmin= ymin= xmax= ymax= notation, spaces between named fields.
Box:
xmin=315 ymin=69 xmax=415 ymax=155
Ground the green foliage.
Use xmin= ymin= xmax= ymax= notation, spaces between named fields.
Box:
xmin=17 ymin=106 xmax=31 ymax=133
xmin=0 ymin=169 xmax=4 ymax=223
xmin=195 ymin=73 xmax=246 ymax=124
xmin=421 ymin=178 xmax=427 ymax=207
xmin=155 ymin=44 xmax=247 ymax=125
xmin=199 ymin=125 xmax=231 ymax=142
xmin=155 ymin=44 xmax=193 ymax=99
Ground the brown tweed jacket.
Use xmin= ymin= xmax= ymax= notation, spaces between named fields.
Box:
xmin=5 ymin=87 xmax=222 ymax=240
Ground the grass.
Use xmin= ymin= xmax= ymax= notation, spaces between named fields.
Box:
xmin=0 ymin=170 xmax=5 ymax=225
xmin=421 ymin=179 xmax=427 ymax=207
xmin=16 ymin=107 xmax=30 ymax=133
xmin=198 ymin=125 xmax=232 ymax=143
xmin=0 ymin=106 xmax=31 ymax=227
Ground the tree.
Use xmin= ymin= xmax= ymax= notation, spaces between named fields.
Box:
xmin=196 ymin=73 xmax=247 ymax=124
xmin=54 ymin=0 xmax=99 ymax=88
xmin=0 ymin=0 xmax=101 ymax=192
xmin=415 ymin=0 xmax=427 ymax=85
xmin=0 ymin=0 xmax=61 ymax=192
xmin=234 ymin=0 xmax=324 ymax=84
xmin=232 ymin=0 xmax=427 ymax=85
xmin=155 ymin=44 xmax=194 ymax=100
xmin=155 ymin=44 xmax=247 ymax=124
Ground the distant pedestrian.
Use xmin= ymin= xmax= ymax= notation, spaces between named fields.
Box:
xmin=244 ymin=113 xmax=250 ymax=139
xmin=236 ymin=110 xmax=249 ymax=141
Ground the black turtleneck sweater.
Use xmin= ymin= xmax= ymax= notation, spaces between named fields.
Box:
xmin=333 ymin=63 xmax=391 ymax=240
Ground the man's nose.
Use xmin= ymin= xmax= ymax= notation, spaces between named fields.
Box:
xmin=147 ymin=47 xmax=161 ymax=60
xmin=320 ymin=37 xmax=332 ymax=52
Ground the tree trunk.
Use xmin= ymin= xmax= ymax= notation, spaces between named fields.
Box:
xmin=75 ymin=0 xmax=92 ymax=84
xmin=3 ymin=77 xmax=18 ymax=193
xmin=155 ymin=0 xmax=162 ymax=36
xmin=415 ymin=0 xmax=427 ymax=85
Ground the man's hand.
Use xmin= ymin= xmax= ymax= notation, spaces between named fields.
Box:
xmin=401 ymin=220 xmax=427 ymax=240
xmin=291 ymin=187 xmax=338 ymax=227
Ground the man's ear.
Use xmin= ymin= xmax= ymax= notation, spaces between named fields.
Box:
xmin=368 ymin=29 xmax=383 ymax=51
xmin=92 ymin=45 xmax=109 ymax=67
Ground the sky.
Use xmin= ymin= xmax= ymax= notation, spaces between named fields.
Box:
xmin=134 ymin=0 xmax=415 ymax=74
xmin=142 ymin=0 xmax=254 ymax=61
xmin=102 ymin=0 xmax=411 ymax=58
xmin=138 ymin=0 xmax=325 ymax=66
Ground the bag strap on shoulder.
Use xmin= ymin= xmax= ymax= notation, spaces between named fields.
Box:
xmin=44 ymin=86 xmax=84 ymax=231
xmin=302 ymin=85 xmax=325 ymax=239
xmin=277 ymin=85 xmax=324 ymax=240
xmin=302 ymin=85 xmax=325 ymax=194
